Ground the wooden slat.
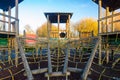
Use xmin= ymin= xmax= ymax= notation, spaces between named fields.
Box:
xmin=68 ymin=67 xmax=83 ymax=72
xmin=45 ymin=72 xmax=70 ymax=77
xmin=24 ymin=68 xmax=48 ymax=76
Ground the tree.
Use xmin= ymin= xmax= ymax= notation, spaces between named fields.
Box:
xmin=37 ymin=22 xmax=59 ymax=37
xmin=75 ymin=18 xmax=98 ymax=37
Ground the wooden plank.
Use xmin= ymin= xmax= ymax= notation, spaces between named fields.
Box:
xmin=81 ymin=38 xmax=99 ymax=80
xmin=0 ymin=12 xmax=19 ymax=21
xmin=63 ymin=46 xmax=69 ymax=73
xmin=99 ymin=12 xmax=120 ymax=21
xmin=45 ymin=72 xmax=70 ymax=77
xmin=99 ymin=31 xmax=120 ymax=36
xmin=24 ymin=68 xmax=48 ymax=76
xmin=0 ymin=31 xmax=16 ymax=35
xmin=17 ymin=38 xmax=34 ymax=80
xmin=0 ymin=20 xmax=9 ymax=23
xmin=67 ymin=67 xmax=83 ymax=72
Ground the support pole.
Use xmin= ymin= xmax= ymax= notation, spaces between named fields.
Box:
xmin=106 ymin=7 xmax=109 ymax=33
xmin=15 ymin=0 xmax=19 ymax=35
xmin=23 ymin=30 xmax=26 ymax=47
xmin=58 ymin=14 xmax=60 ymax=56
xmin=67 ymin=15 xmax=71 ymax=38
xmin=15 ymin=0 xmax=34 ymax=80
xmin=111 ymin=11 xmax=114 ymax=32
xmin=47 ymin=15 xmax=52 ymax=74
xmin=36 ymin=31 xmax=39 ymax=57
xmin=15 ymin=0 xmax=19 ymax=67
xmin=3 ymin=11 xmax=6 ymax=31
xmin=63 ymin=44 xmax=69 ymax=73
xmin=12 ymin=21 xmax=15 ymax=32
xmin=106 ymin=7 xmax=109 ymax=63
xmin=98 ymin=0 xmax=102 ymax=65
xmin=8 ymin=6 xmax=11 ymax=32
xmin=66 ymin=20 xmax=68 ymax=38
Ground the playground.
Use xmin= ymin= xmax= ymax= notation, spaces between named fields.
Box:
xmin=0 ymin=0 xmax=120 ymax=80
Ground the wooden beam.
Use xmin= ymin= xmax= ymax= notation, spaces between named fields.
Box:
xmin=81 ymin=38 xmax=99 ymax=80
xmin=111 ymin=11 xmax=114 ymax=32
xmin=17 ymin=38 xmax=34 ymax=80
xmin=45 ymin=72 xmax=70 ymax=77
xmin=8 ymin=6 xmax=11 ymax=32
xmin=68 ymin=67 xmax=83 ymax=72
xmin=47 ymin=15 xmax=52 ymax=74
xmin=98 ymin=0 xmax=102 ymax=65
xmin=106 ymin=7 xmax=109 ymax=33
xmin=24 ymin=68 xmax=48 ymax=76
xmin=15 ymin=0 xmax=19 ymax=35
xmin=0 ymin=12 xmax=19 ymax=21
xmin=99 ymin=12 xmax=120 ymax=21
xmin=2 ymin=11 xmax=6 ymax=31
xmin=63 ymin=47 xmax=69 ymax=73
xmin=0 ymin=20 xmax=9 ymax=23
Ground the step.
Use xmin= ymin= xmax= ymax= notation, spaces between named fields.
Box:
xmin=45 ymin=72 xmax=70 ymax=77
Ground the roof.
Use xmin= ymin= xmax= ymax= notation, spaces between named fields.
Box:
xmin=92 ymin=0 xmax=120 ymax=12
xmin=0 ymin=0 xmax=24 ymax=11
xmin=44 ymin=12 xmax=73 ymax=23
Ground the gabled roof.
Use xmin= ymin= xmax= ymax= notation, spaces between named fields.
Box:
xmin=92 ymin=0 xmax=120 ymax=12
xmin=0 ymin=0 xmax=24 ymax=11
xmin=44 ymin=12 xmax=73 ymax=23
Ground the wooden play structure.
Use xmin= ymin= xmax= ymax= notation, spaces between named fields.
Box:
xmin=0 ymin=0 xmax=119 ymax=80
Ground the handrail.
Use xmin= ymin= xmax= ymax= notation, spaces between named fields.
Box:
xmin=0 ymin=12 xmax=19 ymax=21
xmin=81 ymin=38 xmax=99 ymax=80
xmin=99 ymin=12 xmax=120 ymax=21
xmin=17 ymin=37 xmax=34 ymax=80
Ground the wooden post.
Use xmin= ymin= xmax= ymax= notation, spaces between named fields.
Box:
xmin=63 ymin=44 xmax=69 ymax=73
xmin=66 ymin=20 xmax=68 ymax=38
xmin=106 ymin=7 xmax=109 ymax=63
xmin=98 ymin=0 xmax=102 ymax=65
xmin=36 ymin=31 xmax=39 ymax=57
xmin=15 ymin=0 xmax=19 ymax=35
xmin=58 ymin=14 xmax=60 ymax=56
xmin=68 ymin=15 xmax=70 ymax=38
xmin=101 ymin=21 xmax=103 ymax=33
xmin=47 ymin=15 xmax=52 ymax=74
xmin=111 ymin=11 xmax=114 ymax=32
xmin=8 ymin=6 xmax=11 ymax=32
xmin=106 ymin=7 xmax=109 ymax=33
xmin=15 ymin=0 xmax=19 ymax=67
xmin=12 ymin=21 xmax=15 ymax=32
xmin=3 ymin=11 xmax=6 ymax=31
xmin=15 ymin=0 xmax=34 ymax=80
xmin=23 ymin=30 xmax=26 ymax=46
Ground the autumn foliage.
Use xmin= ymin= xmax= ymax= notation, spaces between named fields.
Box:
xmin=75 ymin=18 xmax=98 ymax=37
xmin=37 ymin=23 xmax=59 ymax=37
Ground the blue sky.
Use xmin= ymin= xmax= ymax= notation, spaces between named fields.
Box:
xmin=18 ymin=0 xmax=98 ymax=33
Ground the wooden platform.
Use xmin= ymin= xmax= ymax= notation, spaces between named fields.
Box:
xmin=0 ymin=31 xmax=16 ymax=38
xmin=99 ymin=31 xmax=120 ymax=36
